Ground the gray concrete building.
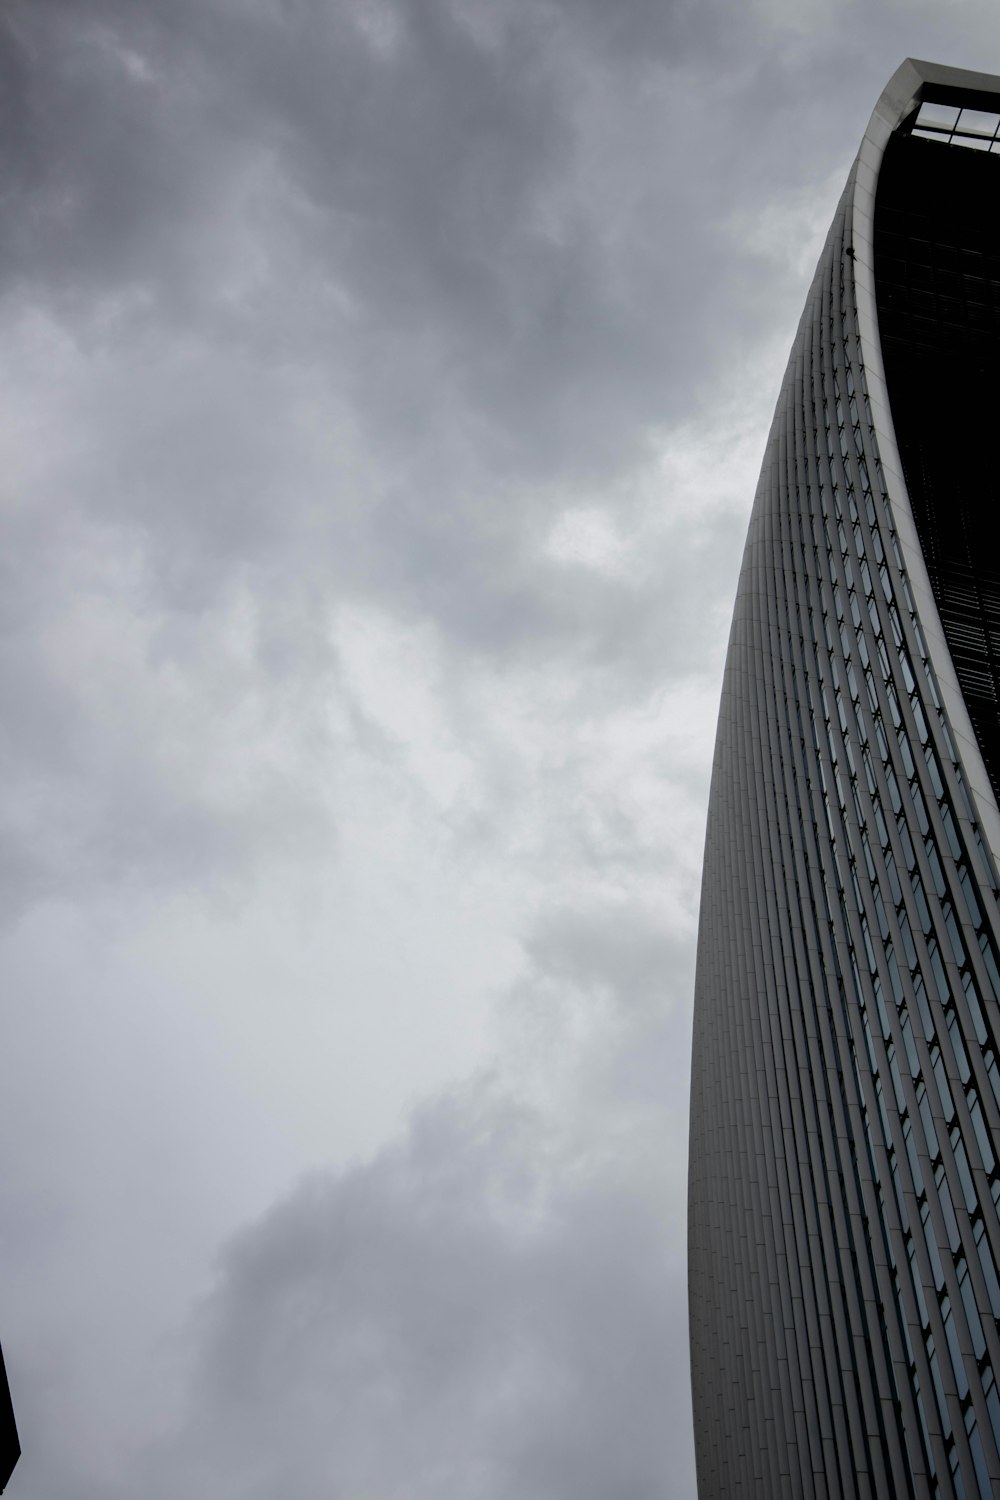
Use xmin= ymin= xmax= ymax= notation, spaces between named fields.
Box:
xmin=689 ymin=60 xmax=1000 ymax=1499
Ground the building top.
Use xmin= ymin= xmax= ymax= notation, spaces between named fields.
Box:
xmin=881 ymin=57 xmax=1000 ymax=124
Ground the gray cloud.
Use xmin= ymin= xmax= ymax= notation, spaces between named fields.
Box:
xmin=3 ymin=860 xmax=696 ymax=1498
xmin=525 ymin=903 xmax=690 ymax=1008
xmin=0 ymin=0 xmax=857 ymax=510
xmin=104 ymin=905 xmax=694 ymax=1500
xmin=158 ymin=1090 xmax=687 ymax=1500
xmin=0 ymin=0 xmax=772 ymax=907
xmin=2 ymin=0 xmax=932 ymax=686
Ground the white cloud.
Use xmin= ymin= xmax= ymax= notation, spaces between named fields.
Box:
xmin=545 ymin=507 xmax=632 ymax=575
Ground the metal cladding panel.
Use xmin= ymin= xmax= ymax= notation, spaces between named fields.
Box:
xmin=690 ymin=61 xmax=1000 ymax=1500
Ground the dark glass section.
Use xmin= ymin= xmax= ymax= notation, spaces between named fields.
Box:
xmin=875 ymin=133 xmax=1000 ymax=802
xmin=0 ymin=1341 xmax=18 ymax=1493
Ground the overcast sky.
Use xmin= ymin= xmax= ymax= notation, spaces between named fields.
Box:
xmin=3 ymin=4 xmax=1000 ymax=1498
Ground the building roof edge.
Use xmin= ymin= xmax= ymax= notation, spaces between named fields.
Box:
xmin=878 ymin=57 xmax=1000 ymax=128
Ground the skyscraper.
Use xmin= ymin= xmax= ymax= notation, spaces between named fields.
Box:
xmin=689 ymin=60 xmax=1000 ymax=1499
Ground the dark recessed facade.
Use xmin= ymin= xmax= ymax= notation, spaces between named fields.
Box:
xmin=0 ymin=1339 xmax=17 ymax=1494
xmin=689 ymin=60 xmax=1000 ymax=1499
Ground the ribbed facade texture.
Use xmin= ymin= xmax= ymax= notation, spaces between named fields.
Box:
xmin=689 ymin=61 xmax=1000 ymax=1499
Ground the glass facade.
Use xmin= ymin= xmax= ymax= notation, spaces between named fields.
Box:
xmin=689 ymin=61 xmax=1000 ymax=1500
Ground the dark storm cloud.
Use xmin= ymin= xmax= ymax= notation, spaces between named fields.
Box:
xmin=1 ymin=0 xmax=841 ymax=503
xmin=2 ymin=0 xmax=785 ymax=907
xmin=2 ymin=0 xmax=906 ymax=817
xmin=5 ymin=0 xmax=986 ymax=487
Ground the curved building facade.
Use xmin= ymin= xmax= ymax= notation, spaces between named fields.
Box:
xmin=689 ymin=61 xmax=1000 ymax=1499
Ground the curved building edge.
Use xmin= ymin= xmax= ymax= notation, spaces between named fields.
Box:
xmin=850 ymin=59 xmax=1000 ymax=870
xmin=689 ymin=58 xmax=1000 ymax=1500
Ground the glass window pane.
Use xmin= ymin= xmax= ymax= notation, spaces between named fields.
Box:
xmin=916 ymin=101 xmax=960 ymax=130
xmin=956 ymin=107 xmax=1000 ymax=137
